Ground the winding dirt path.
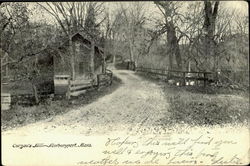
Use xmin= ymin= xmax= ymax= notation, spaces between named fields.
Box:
xmin=3 ymin=70 xmax=169 ymax=136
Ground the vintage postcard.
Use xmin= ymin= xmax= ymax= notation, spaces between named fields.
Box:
xmin=1 ymin=1 xmax=249 ymax=165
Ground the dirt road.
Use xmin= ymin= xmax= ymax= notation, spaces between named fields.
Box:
xmin=3 ymin=70 xmax=249 ymax=166
xmin=3 ymin=70 xmax=169 ymax=136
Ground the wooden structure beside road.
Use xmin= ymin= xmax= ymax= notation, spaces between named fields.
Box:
xmin=1 ymin=93 xmax=11 ymax=110
xmin=97 ymin=69 xmax=113 ymax=87
xmin=54 ymin=75 xmax=71 ymax=95
xmin=66 ymin=69 xmax=113 ymax=99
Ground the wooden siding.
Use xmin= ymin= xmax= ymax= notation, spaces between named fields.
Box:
xmin=54 ymin=33 xmax=104 ymax=80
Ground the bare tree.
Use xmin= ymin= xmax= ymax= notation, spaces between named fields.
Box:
xmin=203 ymin=1 xmax=219 ymax=71
xmin=118 ymin=2 xmax=147 ymax=63
xmin=0 ymin=3 xmax=29 ymax=76
xmin=154 ymin=1 xmax=183 ymax=70
xmin=37 ymin=2 xmax=104 ymax=79
xmin=233 ymin=11 xmax=249 ymax=35
xmin=108 ymin=10 xmax=124 ymax=66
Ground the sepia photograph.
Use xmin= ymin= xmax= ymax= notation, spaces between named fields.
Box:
xmin=1 ymin=1 xmax=249 ymax=165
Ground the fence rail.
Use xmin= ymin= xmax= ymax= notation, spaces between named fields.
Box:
xmin=66 ymin=69 xmax=113 ymax=99
xmin=66 ymin=79 xmax=92 ymax=99
xmin=136 ymin=66 xmax=249 ymax=89
xmin=136 ymin=67 xmax=213 ymax=87
xmin=1 ymin=93 xmax=11 ymax=110
xmin=97 ymin=69 xmax=113 ymax=87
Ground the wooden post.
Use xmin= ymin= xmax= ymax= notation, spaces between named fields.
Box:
xmin=97 ymin=75 xmax=100 ymax=88
xmin=110 ymin=73 xmax=113 ymax=85
xmin=183 ymin=72 xmax=186 ymax=86
xmin=66 ymin=77 xmax=71 ymax=100
xmin=90 ymin=40 xmax=95 ymax=77
xmin=233 ymin=71 xmax=236 ymax=83
xmin=204 ymin=73 xmax=207 ymax=87
xmin=188 ymin=61 xmax=191 ymax=72
xmin=112 ymin=54 xmax=116 ymax=68
xmin=102 ymin=44 xmax=106 ymax=73
xmin=32 ymin=84 xmax=39 ymax=104
xmin=167 ymin=66 xmax=170 ymax=79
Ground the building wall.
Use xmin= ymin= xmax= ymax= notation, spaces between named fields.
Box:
xmin=74 ymin=40 xmax=91 ymax=79
xmin=94 ymin=47 xmax=103 ymax=71
xmin=54 ymin=34 xmax=104 ymax=81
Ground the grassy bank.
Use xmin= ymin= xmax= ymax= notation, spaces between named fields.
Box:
xmin=136 ymin=72 xmax=249 ymax=126
xmin=1 ymin=76 xmax=122 ymax=131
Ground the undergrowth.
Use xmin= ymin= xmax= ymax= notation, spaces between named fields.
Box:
xmin=137 ymin=72 xmax=249 ymax=126
xmin=1 ymin=76 xmax=122 ymax=131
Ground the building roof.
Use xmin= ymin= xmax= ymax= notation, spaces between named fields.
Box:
xmin=67 ymin=32 xmax=104 ymax=54
xmin=11 ymin=32 xmax=109 ymax=66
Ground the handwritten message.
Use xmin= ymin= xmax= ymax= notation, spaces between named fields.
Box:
xmin=77 ymin=133 xmax=249 ymax=165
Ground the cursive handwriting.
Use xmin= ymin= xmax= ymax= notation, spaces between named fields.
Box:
xmin=77 ymin=134 xmax=246 ymax=165
xmin=105 ymin=137 xmax=138 ymax=148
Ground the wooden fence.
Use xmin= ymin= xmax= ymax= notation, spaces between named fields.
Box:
xmin=136 ymin=66 xmax=249 ymax=89
xmin=66 ymin=79 xmax=92 ymax=99
xmin=54 ymin=75 xmax=71 ymax=95
xmin=97 ymin=69 xmax=113 ymax=88
xmin=136 ymin=67 xmax=213 ymax=87
xmin=1 ymin=93 xmax=11 ymax=110
xmin=66 ymin=69 xmax=113 ymax=99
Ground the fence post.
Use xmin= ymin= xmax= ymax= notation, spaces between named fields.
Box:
xmin=233 ymin=71 xmax=236 ymax=83
xmin=167 ymin=66 xmax=170 ymax=79
xmin=132 ymin=61 xmax=135 ymax=71
xmin=160 ymin=69 xmax=163 ymax=79
xmin=97 ymin=74 xmax=100 ymax=88
xmin=66 ymin=77 xmax=71 ymax=100
xmin=204 ymin=73 xmax=207 ymax=87
xmin=110 ymin=73 xmax=113 ymax=85
xmin=183 ymin=72 xmax=186 ymax=86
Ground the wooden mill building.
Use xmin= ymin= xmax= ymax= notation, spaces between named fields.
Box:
xmin=2 ymin=32 xmax=108 ymax=97
xmin=53 ymin=32 xmax=106 ymax=94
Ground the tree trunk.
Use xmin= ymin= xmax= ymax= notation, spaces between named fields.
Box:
xmin=112 ymin=54 xmax=116 ymax=66
xmin=166 ymin=22 xmax=182 ymax=70
xmin=69 ymin=35 xmax=75 ymax=80
xmin=168 ymin=45 xmax=173 ymax=70
xmin=111 ymin=33 xmax=116 ymax=68
xmin=5 ymin=56 xmax=8 ymax=76
xmin=129 ymin=39 xmax=134 ymax=62
xmin=102 ymin=52 xmax=106 ymax=73
xmin=102 ymin=37 xmax=108 ymax=73
xmin=203 ymin=1 xmax=219 ymax=72
xmin=175 ymin=43 xmax=182 ymax=69
xmin=32 ymin=84 xmax=39 ymax=104
xmin=90 ymin=40 xmax=95 ymax=76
